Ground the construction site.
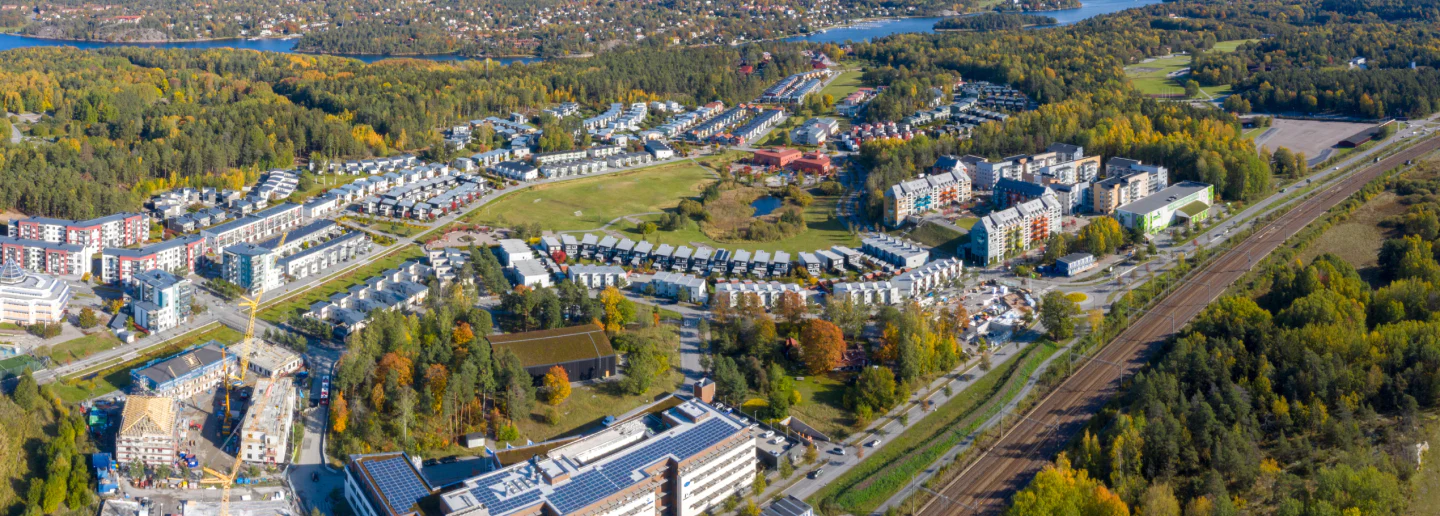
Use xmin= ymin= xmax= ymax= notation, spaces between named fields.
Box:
xmin=99 ymin=232 xmax=308 ymax=515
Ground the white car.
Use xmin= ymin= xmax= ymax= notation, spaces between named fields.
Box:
xmin=761 ymin=430 xmax=774 ymax=438
xmin=870 ymin=439 xmax=883 ymax=447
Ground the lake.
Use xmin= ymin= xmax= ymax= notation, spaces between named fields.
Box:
xmin=751 ymin=196 xmax=783 ymax=216
xmin=784 ymin=0 xmax=1163 ymax=44
xmin=0 ymin=0 xmax=1162 ymax=62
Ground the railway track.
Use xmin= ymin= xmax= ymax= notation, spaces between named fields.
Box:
xmin=916 ymin=135 xmax=1440 ymax=516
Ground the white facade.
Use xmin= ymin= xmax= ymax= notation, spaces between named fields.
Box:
xmin=240 ymin=377 xmax=296 ymax=465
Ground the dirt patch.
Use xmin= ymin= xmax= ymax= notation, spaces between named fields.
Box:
xmin=0 ymin=208 xmax=26 ymax=224
xmin=1256 ymin=118 xmax=1377 ymax=161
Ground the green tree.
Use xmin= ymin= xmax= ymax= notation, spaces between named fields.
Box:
xmin=1040 ymin=291 xmax=1078 ymax=340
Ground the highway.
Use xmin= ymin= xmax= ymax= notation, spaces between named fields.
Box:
xmin=915 ymin=134 xmax=1440 ymax=515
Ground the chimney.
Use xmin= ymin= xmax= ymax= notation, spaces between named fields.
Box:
xmin=692 ymin=378 xmax=715 ymax=404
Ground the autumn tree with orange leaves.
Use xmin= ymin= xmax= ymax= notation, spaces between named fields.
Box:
xmin=543 ymin=365 xmax=571 ymax=405
xmin=332 ymin=391 xmax=349 ymax=433
xmin=799 ymin=319 xmax=846 ymax=375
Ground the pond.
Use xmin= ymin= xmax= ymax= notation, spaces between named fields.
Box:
xmin=751 ymin=196 xmax=784 ymax=216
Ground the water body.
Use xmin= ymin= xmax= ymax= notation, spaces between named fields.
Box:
xmin=0 ymin=33 xmax=542 ymax=64
xmin=751 ymin=196 xmax=783 ymax=216
xmin=784 ymin=0 xmax=1163 ymax=44
xmin=0 ymin=0 xmax=1159 ymax=62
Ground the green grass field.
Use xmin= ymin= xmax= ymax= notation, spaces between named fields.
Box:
xmin=52 ymin=323 xmax=245 ymax=403
xmin=465 ymin=162 xmax=717 ymax=232
xmin=1210 ymin=38 xmax=1259 ymax=52
xmin=820 ymin=69 xmax=865 ymax=103
xmin=626 ymin=192 xmax=861 ymax=255
xmin=789 ymin=373 xmax=854 ymax=438
xmin=37 ymin=332 xmax=120 ymax=365
xmin=514 ymin=370 xmax=683 ymax=443
xmin=1124 ymin=40 xmax=1251 ymax=98
xmin=259 ymin=245 xmax=427 ymax=323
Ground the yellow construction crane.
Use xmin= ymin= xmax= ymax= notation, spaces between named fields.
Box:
xmin=206 ymin=231 xmax=288 ymax=516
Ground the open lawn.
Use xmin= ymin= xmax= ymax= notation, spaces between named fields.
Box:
xmin=626 ymin=191 xmax=861 ymax=254
xmin=259 ymin=245 xmax=427 ymax=323
xmin=820 ymin=69 xmax=865 ymax=104
xmin=789 ymin=373 xmax=854 ymax=439
xmin=52 ymin=323 xmax=245 ymax=403
xmin=465 ymin=162 xmax=716 ymax=232
xmin=1210 ymin=38 xmax=1259 ymax=52
xmin=37 ymin=332 xmax=120 ymax=365
xmin=1124 ymin=41 xmax=1251 ymax=98
xmin=906 ymin=221 xmax=967 ymax=252
xmin=514 ymin=370 xmax=683 ymax=443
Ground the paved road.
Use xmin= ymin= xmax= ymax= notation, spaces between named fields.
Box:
xmin=915 ymin=132 xmax=1440 ymax=515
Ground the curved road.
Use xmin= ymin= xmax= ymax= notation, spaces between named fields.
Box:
xmin=916 ymin=134 xmax=1440 ymax=515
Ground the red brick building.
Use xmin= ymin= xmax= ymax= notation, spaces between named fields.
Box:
xmin=752 ymin=148 xmax=803 ymax=168
xmin=790 ymin=152 xmax=834 ymax=174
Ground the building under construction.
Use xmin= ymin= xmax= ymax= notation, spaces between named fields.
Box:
xmin=130 ymin=340 xmax=236 ymax=398
xmin=239 ymin=377 xmax=296 ymax=465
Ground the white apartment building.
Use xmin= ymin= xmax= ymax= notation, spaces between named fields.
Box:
xmin=567 ymin=264 xmax=628 ymax=289
xmin=714 ymin=281 xmax=811 ymax=308
xmin=240 ymin=377 xmax=296 ymax=465
xmin=969 ymin=193 xmax=1062 ymax=265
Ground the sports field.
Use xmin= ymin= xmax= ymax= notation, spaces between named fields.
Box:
xmin=1124 ymin=39 xmax=1253 ymax=98
xmin=465 ymin=161 xmax=717 ymax=232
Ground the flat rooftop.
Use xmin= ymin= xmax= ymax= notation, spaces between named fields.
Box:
xmin=439 ymin=400 xmax=748 ymax=516
xmin=1117 ymin=181 xmax=1211 ymax=215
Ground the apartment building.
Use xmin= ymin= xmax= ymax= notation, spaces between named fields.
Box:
xmin=883 ymin=170 xmax=972 ymax=227
xmin=1104 ymin=158 xmax=1169 ymax=195
xmin=239 ymin=377 xmax=296 ymax=465
xmin=115 ymin=396 xmax=178 ymax=468
xmin=992 ymin=178 xmax=1055 ymax=210
xmin=860 ymin=234 xmax=930 ymax=269
xmin=715 ymin=281 xmax=811 ymax=308
xmin=0 ymin=237 xmax=92 ymax=277
xmin=223 ymin=242 xmax=282 ymax=296
xmin=1093 ymin=158 xmax=1168 ymax=215
xmin=968 ymin=193 xmax=1062 ymax=265
xmin=9 ymin=212 xmax=147 ymax=252
xmin=436 ymin=400 xmax=755 ymax=516
xmin=130 ymin=269 xmax=194 ymax=334
xmin=200 ymin=203 xmax=302 ymax=252
xmin=130 ymin=341 xmax=234 ymax=398
xmin=101 ymin=235 xmax=205 ymax=284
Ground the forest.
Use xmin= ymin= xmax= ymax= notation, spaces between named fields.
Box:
xmin=1007 ymin=167 xmax=1440 ymax=514
xmin=326 ymin=245 xmax=681 ymax=456
xmin=934 ymin=13 xmax=1059 ymax=31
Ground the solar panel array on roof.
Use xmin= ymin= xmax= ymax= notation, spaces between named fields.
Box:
xmin=367 ymin=456 xmax=432 ymax=516
xmin=466 ymin=418 xmax=738 ymax=516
